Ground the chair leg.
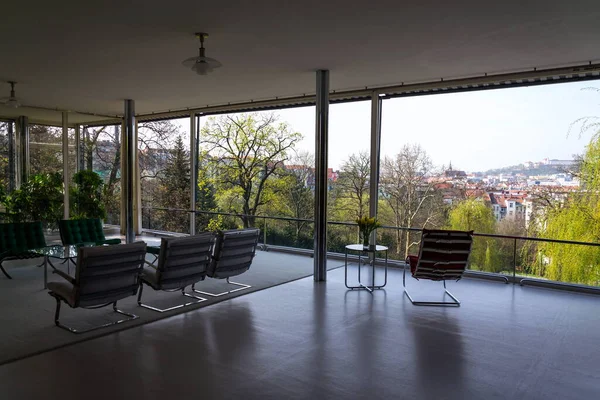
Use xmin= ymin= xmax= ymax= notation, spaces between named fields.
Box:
xmin=137 ymin=282 xmax=207 ymax=313
xmin=192 ymin=278 xmax=252 ymax=297
xmin=51 ymin=293 xmax=140 ymax=334
xmin=403 ymin=275 xmax=460 ymax=307
xmin=0 ymin=261 xmax=12 ymax=279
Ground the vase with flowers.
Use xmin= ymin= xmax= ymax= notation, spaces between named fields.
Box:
xmin=356 ymin=216 xmax=381 ymax=249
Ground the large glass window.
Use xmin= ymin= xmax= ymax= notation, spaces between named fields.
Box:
xmin=29 ymin=124 xmax=62 ymax=175
xmin=0 ymin=121 xmax=12 ymax=193
xmin=326 ymin=101 xmax=371 ymax=252
xmin=196 ymin=108 xmax=315 ymax=249
xmin=378 ymin=80 xmax=600 ymax=286
xmin=81 ymin=124 xmax=122 ymax=225
xmin=139 ymin=118 xmax=190 ymax=234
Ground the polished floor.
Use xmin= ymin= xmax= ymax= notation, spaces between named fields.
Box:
xmin=1 ymin=265 xmax=599 ymax=400
xmin=0 ymin=249 xmax=341 ymax=365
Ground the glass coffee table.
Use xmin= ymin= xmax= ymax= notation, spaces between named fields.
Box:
xmin=31 ymin=245 xmax=80 ymax=289
xmin=344 ymin=244 xmax=388 ymax=292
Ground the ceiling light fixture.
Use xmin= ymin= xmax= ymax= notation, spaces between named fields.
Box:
xmin=182 ymin=32 xmax=222 ymax=75
xmin=1 ymin=81 xmax=21 ymax=108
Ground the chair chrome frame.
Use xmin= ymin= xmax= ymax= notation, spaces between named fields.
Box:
xmin=192 ymin=278 xmax=251 ymax=297
xmin=137 ymin=280 xmax=207 ymax=313
xmin=403 ymin=263 xmax=461 ymax=307
xmin=50 ymin=292 xmax=139 ymax=334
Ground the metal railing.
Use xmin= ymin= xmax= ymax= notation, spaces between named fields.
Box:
xmin=140 ymin=206 xmax=600 ymax=293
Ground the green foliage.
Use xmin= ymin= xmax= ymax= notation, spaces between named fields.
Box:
xmin=200 ymin=112 xmax=302 ymax=228
xmin=3 ymin=173 xmax=64 ymax=229
xmin=537 ymin=137 xmax=600 ymax=285
xmin=206 ymin=215 xmax=224 ymax=232
xmin=70 ymin=170 xmax=106 ymax=220
xmin=447 ymin=198 xmax=498 ymax=272
xmin=157 ymin=135 xmax=190 ymax=233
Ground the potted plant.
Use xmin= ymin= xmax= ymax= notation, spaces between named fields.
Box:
xmin=3 ymin=172 xmax=64 ymax=230
xmin=356 ymin=215 xmax=381 ymax=249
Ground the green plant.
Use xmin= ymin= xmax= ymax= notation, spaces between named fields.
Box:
xmin=356 ymin=216 xmax=381 ymax=247
xmin=3 ymin=173 xmax=64 ymax=229
xmin=70 ymin=170 xmax=106 ymax=220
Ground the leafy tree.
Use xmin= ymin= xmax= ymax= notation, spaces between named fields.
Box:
xmin=29 ymin=125 xmax=63 ymax=175
xmin=539 ymin=137 xmax=600 ymax=285
xmin=536 ymin=88 xmax=600 ymax=285
xmin=70 ymin=170 xmax=106 ymax=220
xmin=158 ymin=135 xmax=190 ymax=233
xmin=447 ymin=198 xmax=498 ymax=272
xmin=200 ymin=112 xmax=302 ymax=228
xmin=195 ymin=149 xmax=218 ymax=232
xmin=278 ymin=151 xmax=314 ymax=244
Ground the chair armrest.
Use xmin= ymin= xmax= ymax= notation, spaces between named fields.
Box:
xmin=53 ymin=268 xmax=76 ymax=284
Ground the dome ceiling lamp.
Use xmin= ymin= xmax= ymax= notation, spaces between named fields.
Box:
xmin=1 ymin=81 xmax=21 ymax=108
xmin=182 ymin=32 xmax=222 ymax=75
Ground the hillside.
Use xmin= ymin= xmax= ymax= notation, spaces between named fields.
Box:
xmin=477 ymin=163 xmax=576 ymax=176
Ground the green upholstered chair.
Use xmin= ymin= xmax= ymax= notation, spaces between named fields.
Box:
xmin=0 ymin=221 xmax=47 ymax=279
xmin=58 ymin=219 xmax=121 ymax=247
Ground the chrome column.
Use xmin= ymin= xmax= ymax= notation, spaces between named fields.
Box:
xmin=62 ymin=111 xmax=69 ymax=219
xmin=124 ymin=100 xmax=136 ymax=243
xmin=369 ymin=93 xmax=382 ymax=245
xmin=314 ymin=70 xmax=329 ymax=282
xmin=189 ymin=113 xmax=196 ymax=234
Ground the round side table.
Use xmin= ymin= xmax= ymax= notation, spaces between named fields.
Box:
xmin=344 ymin=244 xmax=388 ymax=292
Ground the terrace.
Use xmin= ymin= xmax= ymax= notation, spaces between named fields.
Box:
xmin=1 ymin=1 xmax=600 ymax=399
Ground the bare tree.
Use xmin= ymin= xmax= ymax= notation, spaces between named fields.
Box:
xmin=380 ymin=144 xmax=443 ymax=257
xmin=334 ymin=151 xmax=370 ymax=220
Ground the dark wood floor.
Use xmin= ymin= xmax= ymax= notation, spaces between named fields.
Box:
xmin=1 ymin=264 xmax=599 ymax=400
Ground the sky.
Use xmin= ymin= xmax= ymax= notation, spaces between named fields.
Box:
xmin=269 ymin=80 xmax=600 ymax=172
xmin=193 ymin=79 xmax=600 ymax=172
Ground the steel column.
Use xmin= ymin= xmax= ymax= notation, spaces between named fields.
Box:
xmin=124 ymin=100 xmax=136 ymax=243
xmin=368 ymin=93 xmax=382 ymax=246
xmin=62 ymin=112 xmax=69 ymax=219
xmin=314 ymin=70 xmax=329 ymax=282
xmin=16 ymin=116 xmax=29 ymax=187
xmin=189 ymin=113 xmax=196 ymax=234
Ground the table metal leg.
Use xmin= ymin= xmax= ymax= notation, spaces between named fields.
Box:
xmin=346 ymin=248 xmax=388 ymax=292
xmin=344 ymin=249 xmax=351 ymax=289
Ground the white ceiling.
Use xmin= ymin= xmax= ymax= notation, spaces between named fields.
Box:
xmin=1 ymin=0 xmax=600 ymax=124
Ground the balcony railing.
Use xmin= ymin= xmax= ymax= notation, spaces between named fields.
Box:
xmin=140 ymin=206 xmax=600 ymax=294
